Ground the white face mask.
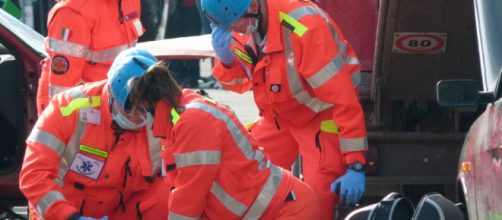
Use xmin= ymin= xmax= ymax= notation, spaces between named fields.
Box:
xmin=110 ymin=98 xmax=149 ymax=130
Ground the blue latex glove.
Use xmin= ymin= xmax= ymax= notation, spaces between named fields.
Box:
xmin=331 ymin=169 xmax=365 ymax=205
xmin=211 ymin=26 xmax=234 ymax=65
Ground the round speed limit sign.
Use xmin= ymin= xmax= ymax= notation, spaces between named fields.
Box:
xmin=393 ymin=33 xmax=447 ymax=53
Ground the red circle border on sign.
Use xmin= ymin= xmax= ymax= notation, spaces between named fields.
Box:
xmin=395 ymin=34 xmax=445 ymax=53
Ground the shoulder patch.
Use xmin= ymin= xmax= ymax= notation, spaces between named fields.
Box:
xmin=51 ymin=55 xmax=70 ymax=75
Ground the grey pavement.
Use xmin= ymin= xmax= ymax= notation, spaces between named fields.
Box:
xmin=203 ymin=89 xmax=258 ymax=125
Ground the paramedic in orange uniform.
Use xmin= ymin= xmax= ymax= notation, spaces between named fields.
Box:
xmin=201 ymin=0 xmax=369 ymax=218
xmin=36 ymin=0 xmax=143 ymax=115
xmin=20 ymin=48 xmax=169 ymax=220
xmin=126 ymin=54 xmax=322 ymax=219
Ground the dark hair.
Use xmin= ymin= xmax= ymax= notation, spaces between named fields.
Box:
xmin=128 ymin=62 xmax=182 ymax=114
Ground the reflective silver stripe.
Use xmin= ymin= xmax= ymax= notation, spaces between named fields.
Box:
xmin=288 ymin=6 xmax=359 ymax=89
xmin=243 ymin=165 xmax=284 ymax=220
xmin=340 ymin=137 xmax=368 ymax=151
xmin=27 ymin=128 xmax=65 ymax=156
xmin=351 ymin=70 xmax=362 ymax=87
xmin=218 ymin=77 xmax=247 ymax=86
xmin=47 ymin=38 xmax=129 ymax=63
xmin=36 ymin=190 xmax=65 ymax=217
xmin=147 ymin=121 xmax=162 ymax=175
xmin=210 ymin=182 xmax=248 ymax=216
xmin=47 ymin=38 xmax=88 ymax=58
xmin=307 ymin=55 xmax=345 ymax=89
xmin=185 ymin=103 xmax=268 ymax=170
xmin=66 ymin=87 xmax=87 ymax=99
xmin=168 ymin=212 xmax=200 ymax=220
xmin=347 ymin=57 xmax=359 ymax=65
xmin=87 ymin=44 xmax=130 ymax=63
xmin=54 ymin=120 xmax=87 ymax=187
xmin=174 ymin=151 xmax=221 ymax=168
xmin=49 ymin=85 xmax=73 ymax=98
xmin=283 ymin=28 xmax=333 ymax=113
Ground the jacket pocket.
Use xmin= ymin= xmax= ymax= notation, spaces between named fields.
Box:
xmin=315 ymin=120 xmax=345 ymax=175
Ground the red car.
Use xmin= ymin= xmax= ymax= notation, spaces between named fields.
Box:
xmin=0 ymin=9 xmax=45 ymax=208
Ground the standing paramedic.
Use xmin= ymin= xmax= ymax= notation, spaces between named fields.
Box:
xmin=20 ymin=49 xmax=169 ymax=220
xmin=201 ymin=0 xmax=368 ymax=218
xmin=36 ymin=0 xmax=144 ymax=115
xmin=127 ymin=51 xmax=322 ymax=219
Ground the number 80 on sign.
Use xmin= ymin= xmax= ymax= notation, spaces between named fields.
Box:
xmin=392 ymin=32 xmax=447 ymax=54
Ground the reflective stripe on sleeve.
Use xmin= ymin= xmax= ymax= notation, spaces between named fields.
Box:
xmin=168 ymin=212 xmax=200 ymax=220
xmin=87 ymin=45 xmax=130 ymax=63
xmin=340 ymin=137 xmax=368 ymax=151
xmin=47 ymin=38 xmax=88 ymax=58
xmin=47 ymin=38 xmax=130 ymax=63
xmin=27 ymin=128 xmax=65 ymax=156
xmin=49 ymin=85 xmax=73 ymax=98
xmin=243 ymin=165 xmax=284 ymax=220
xmin=174 ymin=151 xmax=221 ymax=168
xmin=36 ymin=190 xmax=65 ymax=217
xmin=210 ymin=182 xmax=248 ymax=216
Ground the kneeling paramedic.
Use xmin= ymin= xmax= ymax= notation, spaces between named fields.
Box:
xmin=19 ymin=48 xmax=170 ymax=220
xmin=126 ymin=51 xmax=322 ymax=219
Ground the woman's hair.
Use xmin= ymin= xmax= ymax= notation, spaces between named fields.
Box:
xmin=128 ymin=61 xmax=182 ymax=113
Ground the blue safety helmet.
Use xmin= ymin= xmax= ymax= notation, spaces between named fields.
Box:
xmin=108 ymin=48 xmax=157 ymax=109
xmin=201 ymin=0 xmax=252 ymax=27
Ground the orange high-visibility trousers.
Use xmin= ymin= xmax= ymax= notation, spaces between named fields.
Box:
xmin=273 ymin=178 xmax=322 ymax=219
xmin=108 ymin=178 xmax=170 ymax=220
xmin=250 ymin=109 xmax=344 ymax=220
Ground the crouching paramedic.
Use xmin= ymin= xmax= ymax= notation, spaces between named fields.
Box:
xmin=19 ymin=48 xmax=169 ymax=220
xmin=201 ymin=0 xmax=369 ymax=218
xmin=126 ymin=51 xmax=322 ymax=219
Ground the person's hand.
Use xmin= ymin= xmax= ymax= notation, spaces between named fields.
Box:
xmin=331 ymin=169 xmax=365 ymax=205
xmin=211 ymin=26 xmax=234 ymax=65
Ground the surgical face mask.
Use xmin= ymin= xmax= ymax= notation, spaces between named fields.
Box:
xmin=111 ymin=98 xmax=148 ymax=130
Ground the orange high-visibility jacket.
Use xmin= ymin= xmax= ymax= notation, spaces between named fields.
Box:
xmin=20 ymin=81 xmax=162 ymax=219
xmin=36 ymin=0 xmax=142 ymax=114
xmin=153 ymin=89 xmax=294 ymax=219
xmin=212 ymin=0 xmax=367 ymax=162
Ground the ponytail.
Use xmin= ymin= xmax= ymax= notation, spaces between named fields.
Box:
xmin=129 ymin=62 xmax=182 ymax=113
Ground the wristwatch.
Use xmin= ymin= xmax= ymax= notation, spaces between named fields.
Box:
xmin=348 ymin=162 xmax=365 ymax=172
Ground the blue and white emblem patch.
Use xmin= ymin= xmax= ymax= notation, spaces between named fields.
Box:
xmin=70 ymin=153 xmax=105 ymax=180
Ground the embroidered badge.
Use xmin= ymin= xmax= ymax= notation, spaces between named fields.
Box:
xmin=70 ymin=153 xmax=105 ymax=180
xmin=270 ymin=84 xmax=282 ymax=92
xmin=51 ymin=55 xmax=69 ymax=75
